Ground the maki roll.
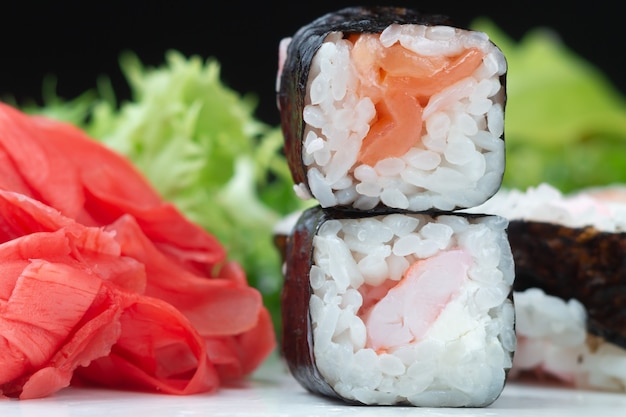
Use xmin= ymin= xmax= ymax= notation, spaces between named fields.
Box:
xmin=468 ymin=183 xmax=626 ymax=391
xmin=281 ymin=206 xmax=516 ymax=406
xmin=277 ymin=6 xmax=507 ymax=212
xmin=276 ymin=5 xmax=515 ymax=406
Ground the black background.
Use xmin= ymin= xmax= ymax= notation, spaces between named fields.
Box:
xmin=1 ymin=1 xmax=623 ymax=127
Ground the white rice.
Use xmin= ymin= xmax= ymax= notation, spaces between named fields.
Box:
xmin=309 ymin=213 xmax=516 ymax=406
xmin=513 ymin=288 xmax=626 ymax=391
xmin=298 ymin=25 xmax=507 ymax=211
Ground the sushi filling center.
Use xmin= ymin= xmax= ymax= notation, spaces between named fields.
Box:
xmin=359 ymin=249 xmax=472 ymax=352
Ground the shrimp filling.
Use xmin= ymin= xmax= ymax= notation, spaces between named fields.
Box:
xmin=360 ymin=249 xmax=473 ymax=352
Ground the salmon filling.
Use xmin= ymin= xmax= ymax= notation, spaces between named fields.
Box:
xmin=350 ymin=34 xmax=486 ymax=166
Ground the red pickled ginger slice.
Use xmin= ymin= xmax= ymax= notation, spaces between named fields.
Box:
xmin=74 ymin=294 xmax=219 ymax=395
xmin=0 ymin=259 xmax=129 ymax=399
xmin=0 ymin=105 xmax=84 ymax=218
xmin=108 ymin=214 xmax=262 ymax=336
xmin=0 ymin=103 xmax=276 ymax=398
xmin=0 ymin=102 xmax=226 ymax=271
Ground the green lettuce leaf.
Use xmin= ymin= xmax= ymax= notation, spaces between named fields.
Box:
xmin=471 ymin=19 xmax=626 ymax=192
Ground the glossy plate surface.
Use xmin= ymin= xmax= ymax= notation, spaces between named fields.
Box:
xmin=3 ymin=354 xmax=626 ymax=416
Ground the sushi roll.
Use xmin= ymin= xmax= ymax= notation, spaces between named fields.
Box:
xmin=467 ymin=183 xmax=626 ymax=391
xmin=277 ymin=6 xmax=507 ymax=212
xmin=281 ymin=206 xmax=516 ymax=406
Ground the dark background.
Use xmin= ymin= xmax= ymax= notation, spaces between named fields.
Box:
xmin=1 ymin=1 xmax=623 ymax=127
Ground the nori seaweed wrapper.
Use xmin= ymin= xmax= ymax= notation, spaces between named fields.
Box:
xmin=277 ymin=6 xmax=452 ymax=209
xmin=509 ymin=220 xmax=626 ymax=349
xmin=281 ymin=206 xmax=398 ymax=402
xmin=280 ymin=206 xmax=351 ymax=402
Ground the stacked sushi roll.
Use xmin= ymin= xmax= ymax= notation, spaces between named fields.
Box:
xmin=276 ymin=6 xmax=515 ymax=407
xmin=278 ymin=6 xmax=506 ymax=212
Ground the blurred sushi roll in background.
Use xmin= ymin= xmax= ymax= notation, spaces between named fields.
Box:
xmin=277 ymin=6 xmax=507 ymax=212
xmin=467 ymin=183 xmax=626 ymax=391
xmin=281 ymin=206 xmax=516 ymax=406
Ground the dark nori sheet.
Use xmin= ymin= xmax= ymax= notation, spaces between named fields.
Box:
xmin=281 ymin=206 xmax=391 ymax=402
xmin=280 ymin=205 xmax=342 ymax=401
xmin=509 ymin=220 xmax=626 ymax=349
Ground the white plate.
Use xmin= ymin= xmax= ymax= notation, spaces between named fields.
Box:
xmin=3 ymin=354 xmax=626 ymax=416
